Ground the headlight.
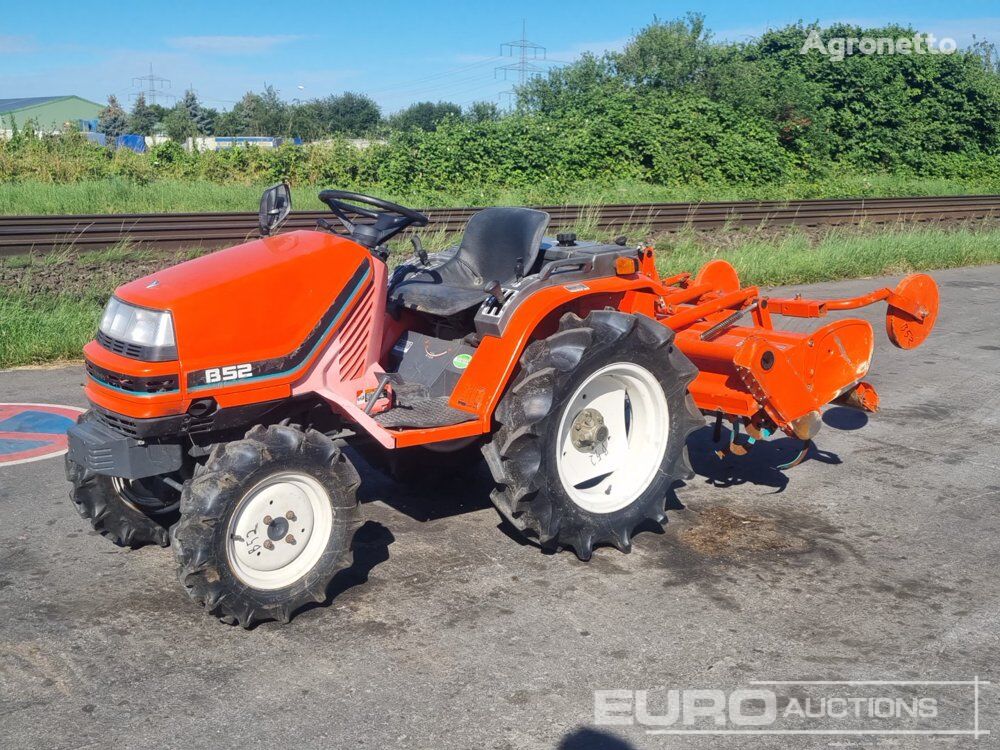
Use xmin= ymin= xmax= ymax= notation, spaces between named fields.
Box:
xmin=99 ymin=297 xmax=177 ymax=360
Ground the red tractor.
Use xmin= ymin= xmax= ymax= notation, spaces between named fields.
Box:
xmin=66 ymin=185 xmax=939 ymax=626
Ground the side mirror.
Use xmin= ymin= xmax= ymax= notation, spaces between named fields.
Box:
xmin=259 ymin=183 xmax=292 ymax=237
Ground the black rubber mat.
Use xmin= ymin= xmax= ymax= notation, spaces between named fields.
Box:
xmin=373 ymin=396 xmax=477 ymax=429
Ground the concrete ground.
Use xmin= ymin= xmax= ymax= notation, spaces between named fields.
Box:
xmin=0 ymin=266 xmax=997 ymax=749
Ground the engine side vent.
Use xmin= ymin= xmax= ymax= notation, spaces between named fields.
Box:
xmin=337 ymin=283 xmax=376 ymax=381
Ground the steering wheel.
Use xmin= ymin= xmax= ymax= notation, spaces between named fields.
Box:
xmin=318 ymin=190 xmax=429 ymax=250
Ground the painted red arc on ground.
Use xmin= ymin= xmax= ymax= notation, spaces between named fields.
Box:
xmin=0 ymin=403 xmax=85 ymax=467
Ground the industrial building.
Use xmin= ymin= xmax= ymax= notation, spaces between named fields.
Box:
xmin=0 ymin=96 xmax=104 ymax=133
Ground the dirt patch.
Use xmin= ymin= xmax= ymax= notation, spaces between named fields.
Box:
xmin=1 ymin=358 xmax=84 ymax=371
xmin=0 ymin=248 xmax=204 ymax=298
xmin=680 ymin=506 xmax=812 ymax=557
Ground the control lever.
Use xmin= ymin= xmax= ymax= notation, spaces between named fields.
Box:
xmin=410 ymin=235 xmax=429 ymax=265
xmin=483 ymin=279 xmax=504 ymax=302
xmin=364 ymin=373 xmax=395 ymax=416
xmin=316 ymin=217 xmax=338 ymax=233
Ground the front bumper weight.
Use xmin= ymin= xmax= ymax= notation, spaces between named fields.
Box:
xmin=66 ymin=419 xmax=183 ymax=480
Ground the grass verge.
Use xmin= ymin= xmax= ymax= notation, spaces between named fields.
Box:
xmin=2 ymin=174 xmax=999 ymax=215
xmin=0 ymin=294 xmax=103 ymax=367
xmin=2 ymin=222 xmax=999 ymax=369
xmin=655 ymin=223 xmax=1000 ymax=285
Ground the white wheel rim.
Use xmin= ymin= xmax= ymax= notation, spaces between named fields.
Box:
xmin=555 ymin=362 xmax=670 ymax=514
xmin=225 ymin=471 xmax=333 ymax=591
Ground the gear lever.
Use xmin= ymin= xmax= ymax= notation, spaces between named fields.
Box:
xmin=483 ymin=279 xmax=504 ymax=301
xmin=410 ymin=235 xmax=429 ymax=265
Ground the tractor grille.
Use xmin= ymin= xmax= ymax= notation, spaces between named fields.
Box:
xmin=93 ymin=408 xmax=140 ymax=438
xmin=92 ymin=406 xmax=211 ymax=439
xmin=86 ymin=361 xmax=179 ymax=394
xmin=337 ymin=283 xmax=376 ymax=381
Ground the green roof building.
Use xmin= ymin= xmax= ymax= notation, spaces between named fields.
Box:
xmin=0 ymin=96 xmax=104 ymax=132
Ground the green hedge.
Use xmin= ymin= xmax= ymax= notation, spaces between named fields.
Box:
xmin=0 ymin=93 xmax=804 ymax=190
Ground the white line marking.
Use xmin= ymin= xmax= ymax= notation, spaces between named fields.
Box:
xmin=0 ymin=448 xmax=69 ymax=468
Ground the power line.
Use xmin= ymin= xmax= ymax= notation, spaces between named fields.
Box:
xmin=376 ymin=72 xmax=497 ymax=100
xmin=497 ymin=20 xmax=547 ymax=85
xmin=423 ymin=78 xmax=505 ymax=101
xmin=366 ymin=56 xmax=503 ymax=96
xmin=379 ymin=71 xmax=502 ymax=100
xmin=496 ymin=20 xmax=548 ymax=107
xmin=130 ymin=63 xmax=174 ymax=105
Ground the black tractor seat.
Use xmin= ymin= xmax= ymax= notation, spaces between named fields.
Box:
xmin=390 ymin=207 xmax=550 ymax=317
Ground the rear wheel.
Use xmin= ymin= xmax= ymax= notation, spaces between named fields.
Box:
xmin=170 ymin=424 xmax=360 ymax=627
xmin=555 ymin=362 xmax=671 ymax=513
xmin=484 ymin=310 xmax=703 ymax=560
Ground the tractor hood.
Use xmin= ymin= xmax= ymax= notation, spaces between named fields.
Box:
xmin=114 ymin=230 xmax=373 ymax=377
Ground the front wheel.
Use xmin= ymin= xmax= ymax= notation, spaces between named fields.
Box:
xmin=170 ymin=424 xmax=360 ymax=627
xmin=484 ymin=310 xmax=703 ymax=560
xmin=66 ymin=460 xmax=180 ymax=549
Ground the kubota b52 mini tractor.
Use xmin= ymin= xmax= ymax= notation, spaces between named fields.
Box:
xmin=66 ymin=186 xmax=940 ymax=626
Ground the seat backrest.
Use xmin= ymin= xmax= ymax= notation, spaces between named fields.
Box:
xmin=457 ymin=207 xmax=550 ymax=286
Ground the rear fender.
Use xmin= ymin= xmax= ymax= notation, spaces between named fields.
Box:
xmin=449 ymin=276 xmax=663 ymax=419
xmin=298 ymin=274 xmax=664 ymax=448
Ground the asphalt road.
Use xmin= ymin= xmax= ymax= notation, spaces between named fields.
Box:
xmin=1 ymin=266 xmax=998 ymax=749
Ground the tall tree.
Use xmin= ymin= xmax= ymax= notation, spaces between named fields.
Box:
xmin=215 ymin=87 xmax=286 ymax=136
xmin=180 ymin=89 xmax=214 ymax=135
xmin=97 ymin=95 xmax=129 ymax=138
xmin=464 ymin=100 xmax=500 ymax=123
xmin=163 ymin=104 xmax=197 ymax=142
xmin=214 ymin=90 xmax=380 ymax=139
xmin=256 ymin=85 xmax=287 ymax=136
xmin=613 ymin=13 xmax=712 ymax=91
xmin=516 ymin=53 xmax=619 ymax=115
xmin=213 ymin=93 xmax=254 ymax=136
xmin=148 ymin=103 xmax=169 ymax=124
xmin=318 ymin=92 xmax=381 ymax=135
xmin=128 ymin=93 xmax=157 ymax=136
xmin=390 ymin=101 xmax=462 ymax=131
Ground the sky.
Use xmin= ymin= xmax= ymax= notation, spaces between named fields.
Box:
xmin=1 ymin=1 xmax=998 ymax=114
